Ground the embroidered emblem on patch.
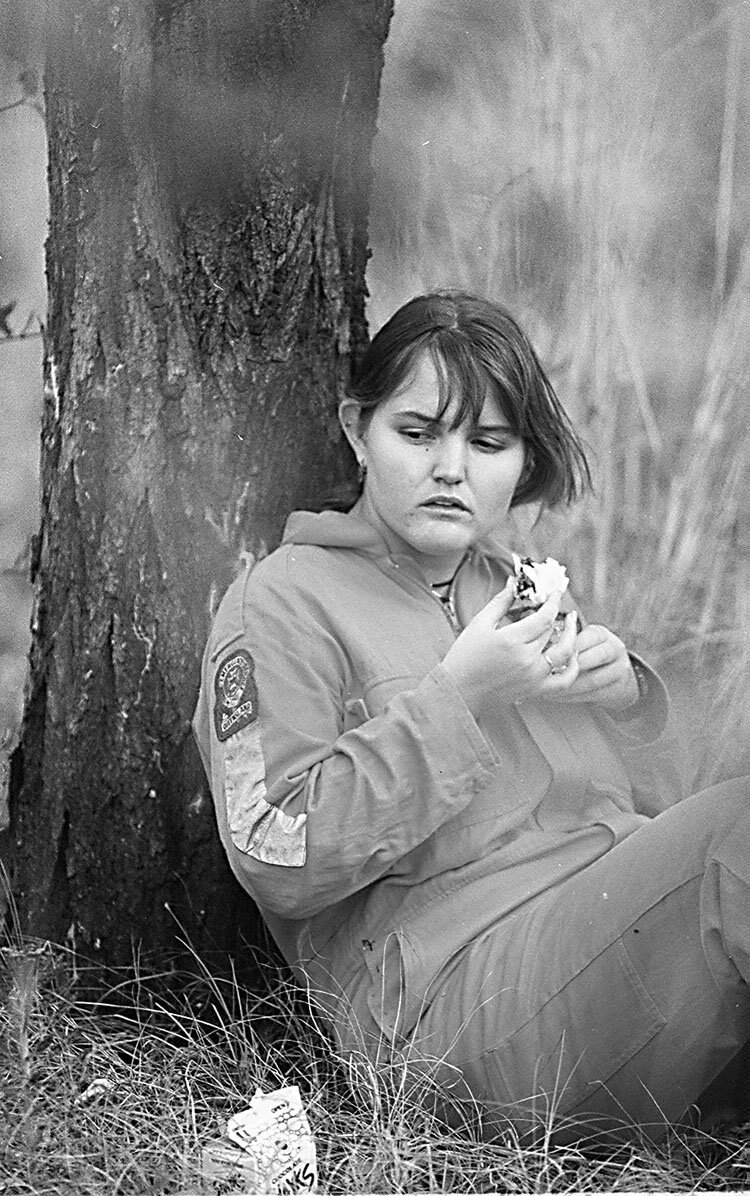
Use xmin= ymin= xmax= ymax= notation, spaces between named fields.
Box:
xmin=213 ymin=649 xmax=258 ymax=742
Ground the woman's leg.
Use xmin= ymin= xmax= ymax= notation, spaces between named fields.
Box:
xmin=415 ymin=778 xmax=750 ymax=1140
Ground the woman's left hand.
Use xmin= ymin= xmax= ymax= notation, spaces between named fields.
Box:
xmin=548 ymin=624 xmax=639 ymax=712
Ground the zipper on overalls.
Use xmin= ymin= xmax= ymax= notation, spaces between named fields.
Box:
xmin=428 ymin=574 xmax=462 ymax=635
xmin=387 ymin=555 xmax=463 ymax=635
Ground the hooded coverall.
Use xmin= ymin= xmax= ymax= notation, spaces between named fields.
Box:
xmin=193 ymin=508 xmax=750 ymax=1139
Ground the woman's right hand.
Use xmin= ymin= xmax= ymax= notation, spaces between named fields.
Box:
xmin=441 ymin=578 xmax=579 ymax=717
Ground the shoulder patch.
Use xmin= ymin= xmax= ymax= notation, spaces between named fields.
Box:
xmin=213 ymin=649 xmax=258 ymax=742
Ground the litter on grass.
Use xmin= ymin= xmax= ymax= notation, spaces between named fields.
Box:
xmin=75 ymin=1077 xmax=117 ymax=1105
xmin=202 ymin=1084 xmax=317 ymax=1194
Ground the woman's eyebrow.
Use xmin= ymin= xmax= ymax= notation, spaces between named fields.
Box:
xmin=394 ymin=408 xmax=439 ymax=424
xmin=475 ymin=421 xmax=514 ymax=433
xmin=395 ymin=408 xmax=513 ymax=432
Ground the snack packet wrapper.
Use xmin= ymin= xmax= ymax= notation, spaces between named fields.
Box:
xmin=507 ymin=555 xmax=570 ymax=644
xmin=202 ymin=1085 xmax=317 ymax=1194
xmin=510 ymin=554 xmax=569 ymax=608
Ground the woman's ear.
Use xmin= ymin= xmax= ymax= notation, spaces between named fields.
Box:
xmin=338 ymin=399 xmax=364 ymax=457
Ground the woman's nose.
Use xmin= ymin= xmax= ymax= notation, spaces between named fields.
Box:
xmin=432 ymin=434 xmax=468 ymax=482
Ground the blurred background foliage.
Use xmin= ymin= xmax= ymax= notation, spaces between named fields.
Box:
xmin=0 ymin=0 xmax=748 ymax=774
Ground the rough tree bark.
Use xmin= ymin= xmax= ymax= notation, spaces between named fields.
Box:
xmin=5 ymin=0 xmax=393 ymax=968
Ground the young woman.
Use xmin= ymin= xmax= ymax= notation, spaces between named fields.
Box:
xmin=193 ymin=292 xmax=750 ymax=1141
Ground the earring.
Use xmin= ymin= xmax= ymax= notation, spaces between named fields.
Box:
xmin=357 ymin=459 xmax=367 ymax=485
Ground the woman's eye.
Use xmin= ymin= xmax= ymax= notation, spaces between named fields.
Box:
xmin=473 ymin=437 xmax=510 ymax=452
xmin=400 ymin=428 xmax=433 ymax=442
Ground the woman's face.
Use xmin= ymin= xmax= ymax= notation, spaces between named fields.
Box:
xmin=341 ymin=352 xmax=526 ymax=583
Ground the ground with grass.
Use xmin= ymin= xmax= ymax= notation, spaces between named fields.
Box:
xmin=2 ymin=935 xmax=750 ymax=1196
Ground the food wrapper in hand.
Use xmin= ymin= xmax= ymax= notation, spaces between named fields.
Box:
xmin=510 ymin=554 xmax=569 ymax=609
xmin=507 ymin=555 xmax=570 ymax=644
xmin=202 ymin=1085 xmax=317 ymax=1194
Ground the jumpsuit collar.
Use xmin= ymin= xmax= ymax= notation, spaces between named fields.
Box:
xmin=282 ymin=508 xmax=437 ymax=587
xmin=281 ymin=508 xmax=514 ymax=631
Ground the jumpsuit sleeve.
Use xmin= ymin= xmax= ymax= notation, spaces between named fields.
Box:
xmin=193 ymin=558 xmax=501 ymax=920
xmin=603 ymin=653 xmax=686 ymax=814
xmin=608 ymin=652 xmax=669 ymax=741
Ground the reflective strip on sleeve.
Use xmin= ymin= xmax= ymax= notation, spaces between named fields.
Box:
xmin=223 ymin=723 xmax=307 ymax=867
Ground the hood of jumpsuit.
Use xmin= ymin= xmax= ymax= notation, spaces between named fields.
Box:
xmin=282 ymin=508 xmax=387 ymax=551
xmin=279 ymin=507 xmax=511 ymax=630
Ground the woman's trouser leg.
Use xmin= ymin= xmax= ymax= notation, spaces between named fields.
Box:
xmin=413 ymin=779 xmax=750 ymax=1141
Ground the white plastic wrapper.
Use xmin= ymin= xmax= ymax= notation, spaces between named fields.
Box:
xmin=202 ymin=1085 xmax=317 ymax=1194
xmin=507 ymin=555 xmax=572 ymax=647
xmin=511 ymin=554 xmax=570 ymax=607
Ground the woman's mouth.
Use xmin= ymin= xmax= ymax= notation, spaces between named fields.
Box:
xmin=420 ymin=496 xmax=471 ymax=515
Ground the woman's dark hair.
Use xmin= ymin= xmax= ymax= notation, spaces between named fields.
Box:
xmin=345 ymin=290 xmax=591 ymax=508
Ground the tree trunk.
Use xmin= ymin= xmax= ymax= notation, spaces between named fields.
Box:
xmin=5 ymin=0 xmax=393 ymax=969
